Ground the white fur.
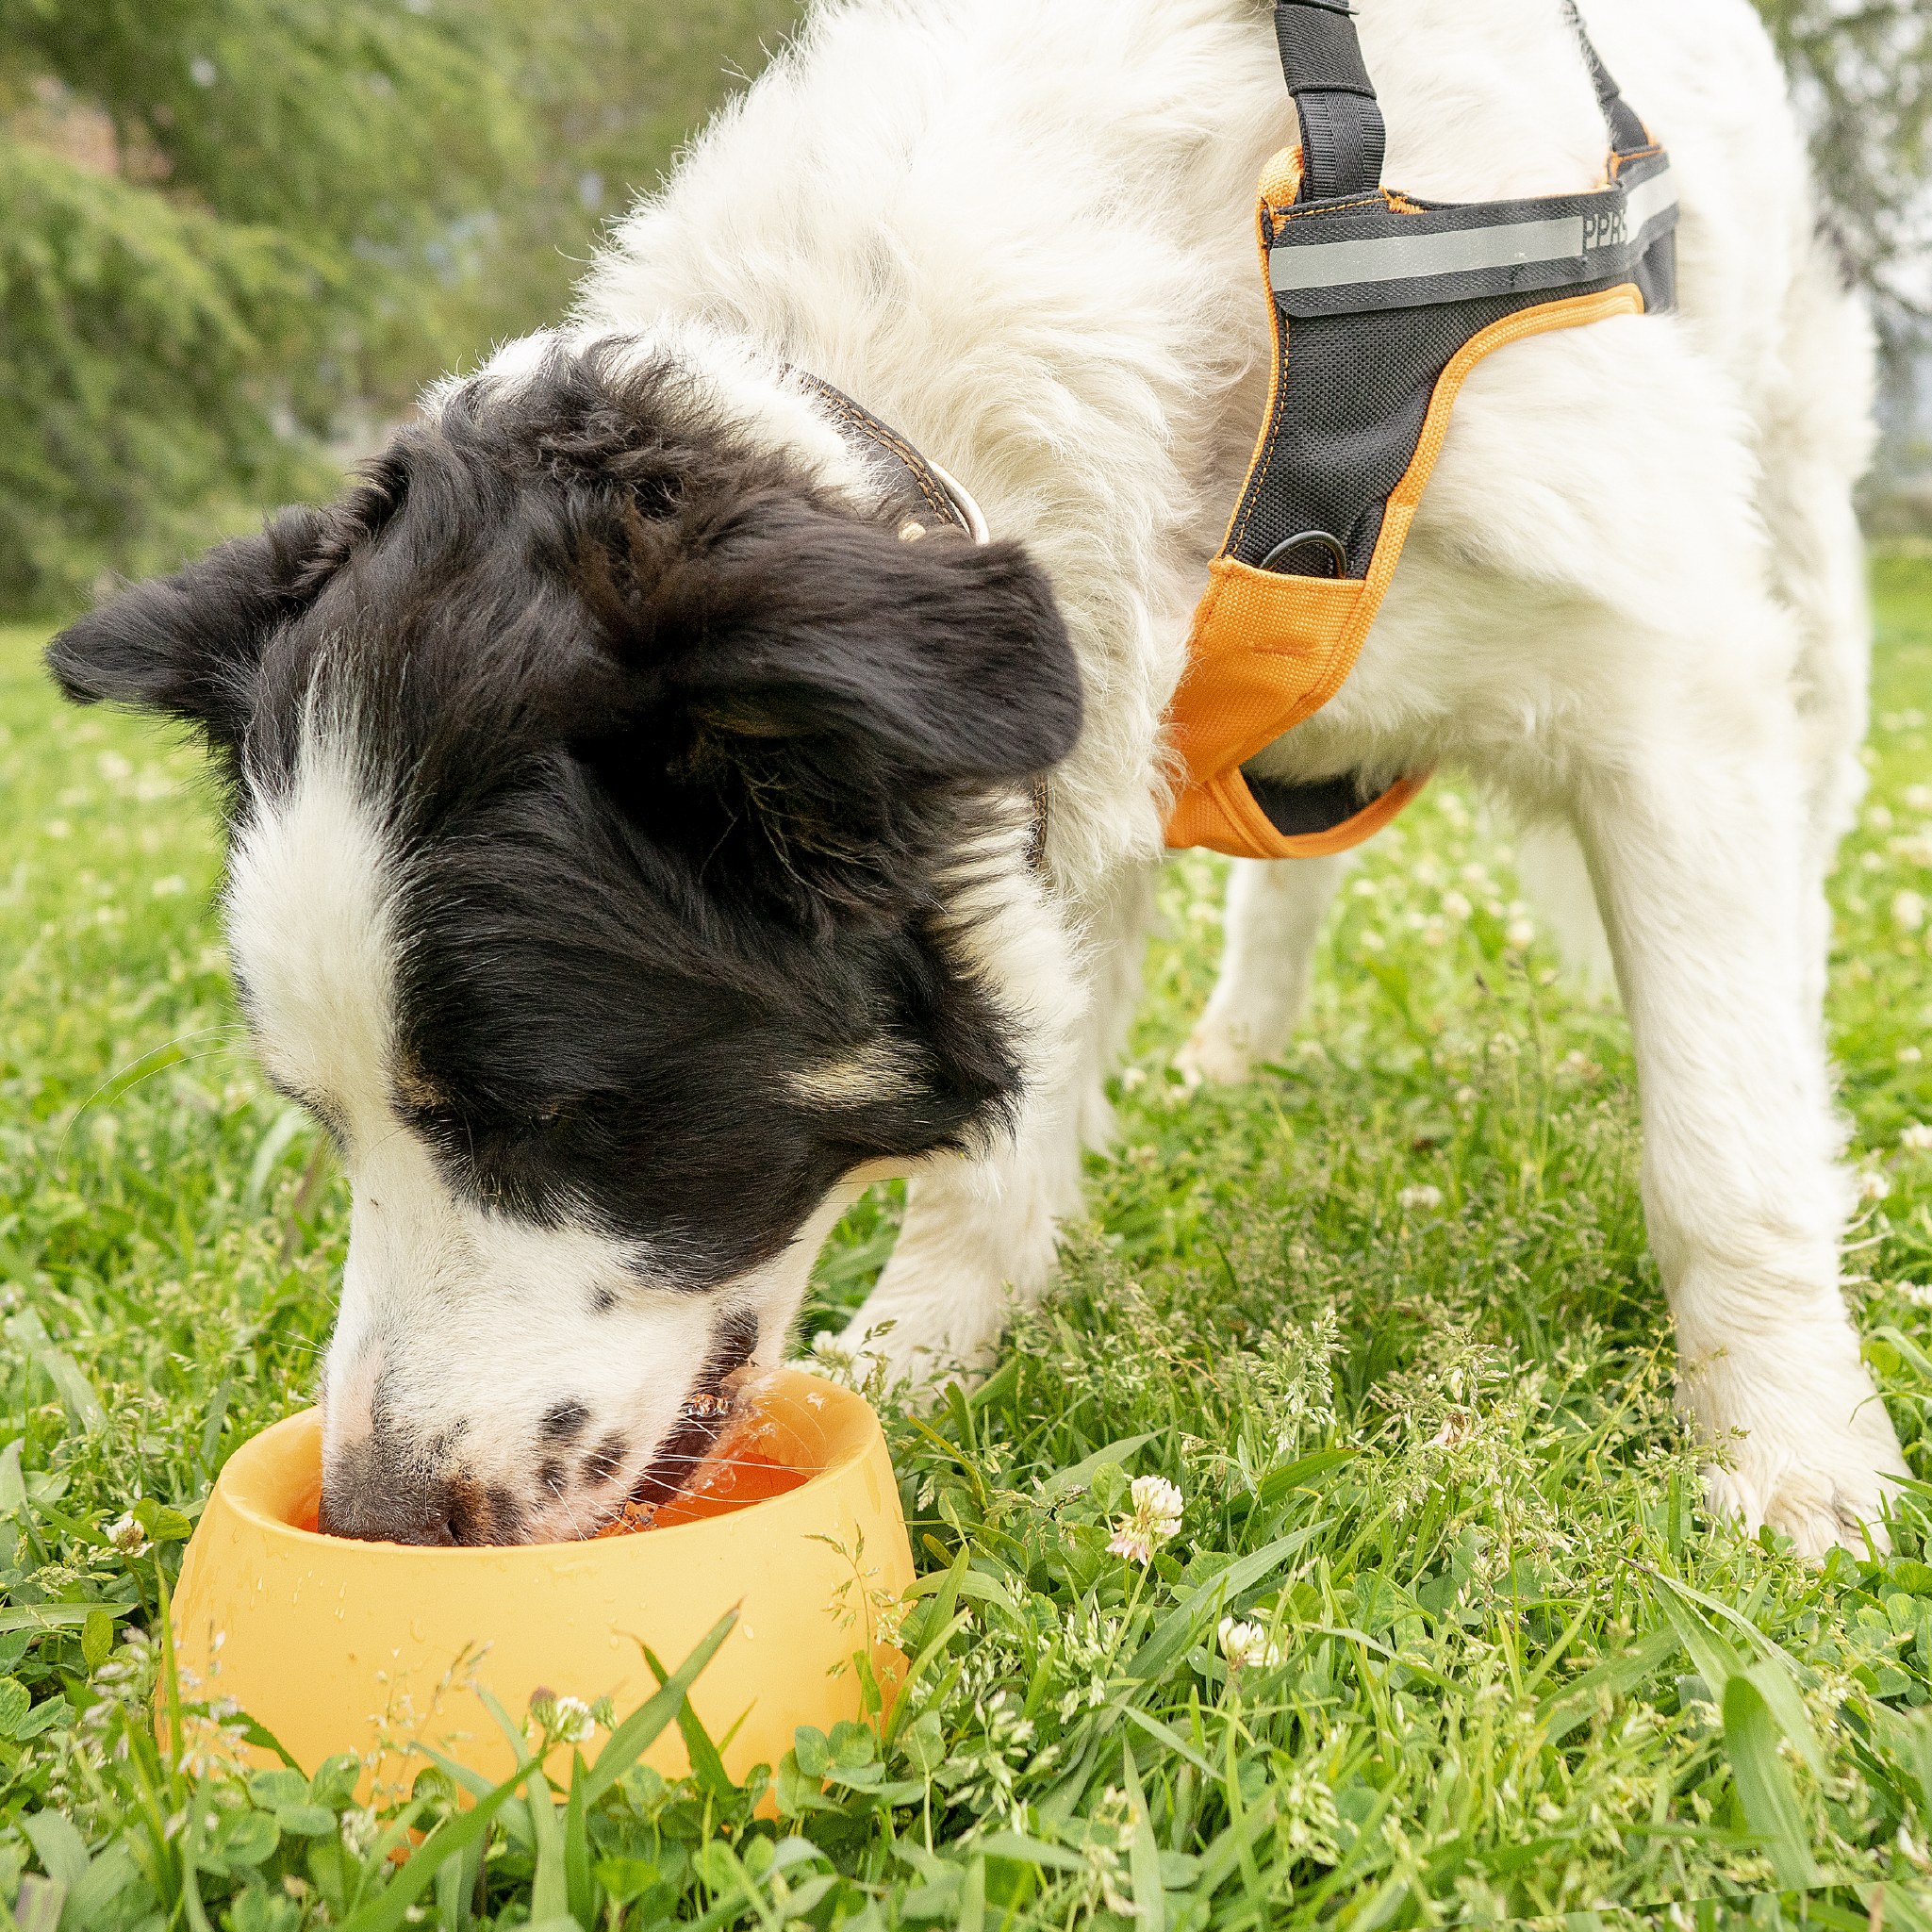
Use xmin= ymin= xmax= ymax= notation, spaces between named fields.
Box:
xmin=555 ymin=0 xmax=1904 ymax=1556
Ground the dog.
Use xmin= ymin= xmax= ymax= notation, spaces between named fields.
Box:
xmin=47 ymin=0 xmax=1907 ymax=1555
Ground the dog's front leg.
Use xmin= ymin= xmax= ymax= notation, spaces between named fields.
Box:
xmin=1178 ymin=851 xmax=1348 ymax=1084
xmin=1572 ymin=751 xmax=1907 ymax=1556
xmin=822 ymin=1120 xmax=1087 ymax=1391
xmin=817 ymin=859 xmax=1157 ymax=1392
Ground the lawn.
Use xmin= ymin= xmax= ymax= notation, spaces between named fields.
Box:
xmin=1 ymin=559 xmax=1931 ymax=1927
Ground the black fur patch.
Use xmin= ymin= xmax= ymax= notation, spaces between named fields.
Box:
xmin=43 ymin=339 xmax=1082 ymax=1295
xmin=540 ymin=1399 xmax=589 ymax=1444
xmin=582 ymin=1433 xmax=629 ymax=1485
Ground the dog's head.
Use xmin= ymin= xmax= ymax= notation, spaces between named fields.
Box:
xmin=47 ymin=336 xmax=1080 ymax=1544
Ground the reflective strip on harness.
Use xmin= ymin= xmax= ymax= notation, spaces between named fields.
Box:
xmin=1163 ymin=1 xmax=1678 ymax=864
xmin=1270 ymin=157 xmax=1676 ymax=312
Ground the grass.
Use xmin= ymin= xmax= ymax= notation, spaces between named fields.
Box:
xmin=2 ymin=558 xmax=1932 ymax=1926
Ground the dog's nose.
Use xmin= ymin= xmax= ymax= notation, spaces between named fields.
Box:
xmin=317 ymin=1473 xmax=459 ymax=1545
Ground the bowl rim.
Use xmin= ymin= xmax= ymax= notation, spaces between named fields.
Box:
xmin=208 ymin=1367 xmax=881 ymax=1560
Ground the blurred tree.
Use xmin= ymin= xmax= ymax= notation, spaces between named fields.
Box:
xmin=1751 ymin=0 xmax=1931 ymax=478
xmin=0 ymin=0 xmax=806 ymax=617
xmin=0 ymin=0 xmax=541 ymax=612
xmin=444 ymin=1 xmax=806 ymax=357
xmin=1753 ymin=0 xmax=1929 ymax=325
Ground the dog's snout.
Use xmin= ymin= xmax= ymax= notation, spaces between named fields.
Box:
xmin=318 ymin=1406 xmax=528 ymax=1546
xmin=318 ymin=1460 xmax=528 ymax=1545
xmin=317 ymin=1471 xmax=459 ymax=1546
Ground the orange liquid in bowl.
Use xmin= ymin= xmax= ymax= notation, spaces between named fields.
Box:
xmin=599 ymin=1408 xmax=812 ymax=1535
xmin=600 ymin=1448 xmax=809 ymax=1534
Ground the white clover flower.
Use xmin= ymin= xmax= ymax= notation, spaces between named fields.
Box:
xmin=1856 ymin=1167 xmax=1891 ymax=1201
xmin=1441 ymin=890 xmax=1472 ymax=921
xmin=1894 ymin=890 xmax=1926 ymax=933
xmin=1107 ymin=1475 xmax=1184 ymax=1564
xmin=1396 ymin=1184 xmax=1443 ymax=1214
xmin=549 ymin=1695 xmax=596 ymax=1745
xmin=339 ymin=1808 xmax=379 ymax=1859
xmin=1217 ymin=1618 xmax=1280 ymax=1673
xmin=1901 ymin=1123 xmax=1932 ymax=1153
xmin=1505 ymin=917 xmax=1536 ymax=949
xmin=106 ymin=1514 xmax=151 ymax=1559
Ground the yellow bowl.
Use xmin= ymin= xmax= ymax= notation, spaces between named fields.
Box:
xmin=167 ymin=1368 xmax=915 ymax=1796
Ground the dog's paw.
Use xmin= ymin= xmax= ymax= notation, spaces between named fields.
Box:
xmin=1173 ymin=1016 xmax=1255 ymax=1088
xmin=1707 ymin=1460 xmax=1893 ymax=1560
xmin=1686 ymin=1339 xmax=1908 ymax=1559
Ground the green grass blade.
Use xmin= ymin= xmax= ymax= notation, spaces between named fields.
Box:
xmin=1121 ymin=1741 xmax=1164 ymax=1932
xmin=1248 ymin=1446 xmax=1361 ymax=1511
xmin=581 ymin=1608 xmax=737 ymax=1805
xmin=1030 ymin=1433 xmax=1160 ymax=1503
xmin=1537 ymin=1627 xmax=1678 ymax=1745
xmin=1721 ymin=1674 xmax=1819 ymax=1890
xmin=958 ymin=1856 xmax=986 ymax=1932
xmin=21 ymin=1809 xmax=88 ymax=1890
xmin=661 ymin=1676 xmax=735 ymax=1799
xmin=331 ymin=1773 xmax=526 ymax=1932
xmin=563 ymin=1752 xmax=591 ymax=1927
xmin=526 ymin=1770 xmax=566 ymax=1924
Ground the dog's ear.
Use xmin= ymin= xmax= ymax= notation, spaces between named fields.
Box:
xmin=43 ymin=505 xmax=332 ymax=756
xmin=593 ymin=503 xmax=1082 ymax=785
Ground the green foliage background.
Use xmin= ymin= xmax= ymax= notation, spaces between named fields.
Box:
xmin=0 ymin=0 xmax=804 ymax=618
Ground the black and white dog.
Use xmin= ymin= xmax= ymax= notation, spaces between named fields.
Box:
xmin=49 ymin=0 xmax=1906 ymax=1555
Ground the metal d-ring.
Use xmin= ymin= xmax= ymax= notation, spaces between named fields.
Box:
xmin=1259 ymin=529 xmax=1349 ymax=577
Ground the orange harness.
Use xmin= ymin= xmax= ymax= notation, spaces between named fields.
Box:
xmin=1164 ymin=0 xmax=1677 ymax=860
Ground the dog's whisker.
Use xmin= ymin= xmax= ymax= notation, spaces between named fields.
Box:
xmin=52 ymin=1028 xmax=256 ymax=1165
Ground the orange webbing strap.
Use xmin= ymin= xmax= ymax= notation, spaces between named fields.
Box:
xmin=1164 ymin=146 xmax=1644 ymax=860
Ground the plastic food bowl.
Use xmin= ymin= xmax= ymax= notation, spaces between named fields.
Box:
xmin=167 ymin=1369 xmax=915 ymax=1792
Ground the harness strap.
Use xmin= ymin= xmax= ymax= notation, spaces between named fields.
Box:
xmin=1563 ymin=0 xmax=1652 ymax=157
xmin=1164 ymin=3 xmax=1677 ymax=862
xmin=1274 ymin=0 xmax=1384 ymax=201
xmin=794 ymin=370 xmax=1051 ymax=868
